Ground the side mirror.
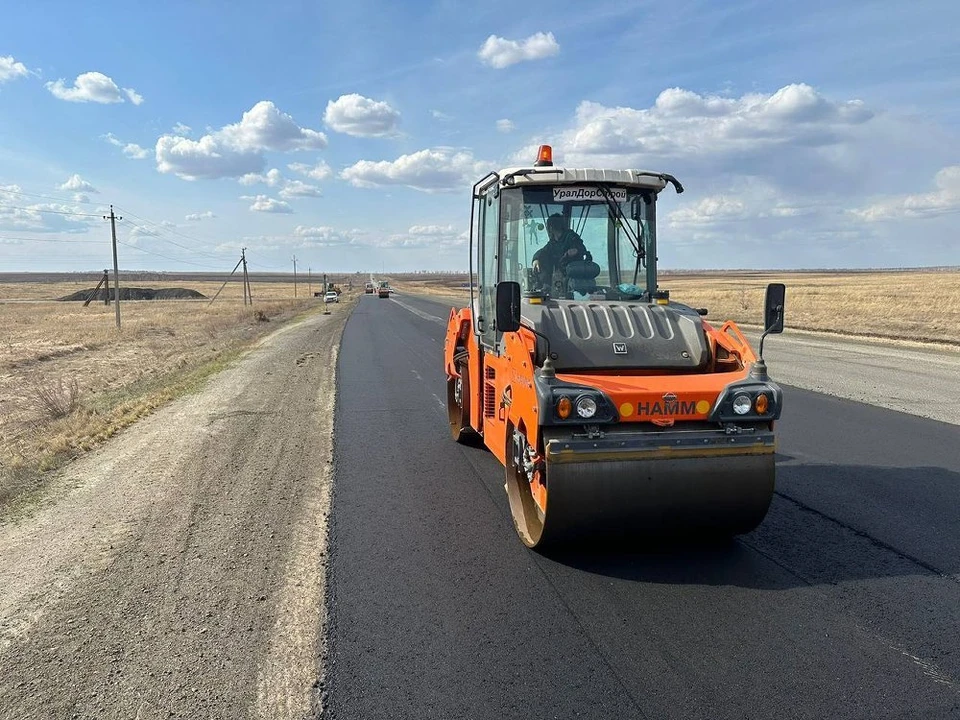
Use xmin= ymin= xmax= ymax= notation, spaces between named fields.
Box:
xmin=764 ymin=283 xmax=786 ymax=334
xmin=495 ymin=281 xmax=521 ymax=333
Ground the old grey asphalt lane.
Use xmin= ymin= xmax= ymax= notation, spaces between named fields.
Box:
xmin=323 ymin=293 xmax=960 ymax=720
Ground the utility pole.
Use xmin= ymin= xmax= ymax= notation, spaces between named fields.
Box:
xmin=241 ymin=248 xmax=251 ymax=306
xmin=308 ymin=267 xmax=312 ymax=298
xmin=104 ymin=206 xmax=122 ymax=329
xmin=292 ymin=255 xmax=298 ymax=298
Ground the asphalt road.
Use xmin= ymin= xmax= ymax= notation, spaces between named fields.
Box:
xmin=324 ymin=293 xmax=960 ymax=719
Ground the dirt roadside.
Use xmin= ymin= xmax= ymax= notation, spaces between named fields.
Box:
xmin=0 ymin=306 xmax=349 ymax=719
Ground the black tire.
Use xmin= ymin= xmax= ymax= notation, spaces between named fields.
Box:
xmin=447 ymin=361 xmax=478 ymax=445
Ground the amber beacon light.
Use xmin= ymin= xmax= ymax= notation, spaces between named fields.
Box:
xmin=534 ymin=144 xmax=553 ymax=167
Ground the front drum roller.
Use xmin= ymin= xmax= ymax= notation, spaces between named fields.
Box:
xmin=505 ymin=426 xmax=775 ymax=549
xmin=447 ymin=360 xmax=477 ymax=444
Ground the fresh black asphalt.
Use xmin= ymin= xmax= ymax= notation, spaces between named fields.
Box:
xmin=322 ymin=292 xmax=960 ymax=719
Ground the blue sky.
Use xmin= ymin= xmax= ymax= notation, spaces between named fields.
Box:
xmin=1 ymin=0 xmax=958 ymax=273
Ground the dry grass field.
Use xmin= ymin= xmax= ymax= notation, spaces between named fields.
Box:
xmin=0 ymin=276 xmax=356 ymax=512
xmin=392 ymin=270 xmax=960 ymax=347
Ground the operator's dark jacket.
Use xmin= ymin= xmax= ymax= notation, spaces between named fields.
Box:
xmin=532 ymin=230 xmax=587 ymax=276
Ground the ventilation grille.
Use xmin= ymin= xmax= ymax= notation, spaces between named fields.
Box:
xmin=483 ymin=367 xmax=496 ymax=418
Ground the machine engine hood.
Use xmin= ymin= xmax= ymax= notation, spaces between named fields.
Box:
xmin=521 ymin=300 xmax=709 ymax=371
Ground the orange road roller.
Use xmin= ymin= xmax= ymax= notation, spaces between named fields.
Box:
xmin=444 ymin=145 xmax=787 ymax=548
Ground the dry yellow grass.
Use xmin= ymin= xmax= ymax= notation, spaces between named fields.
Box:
xmin=0 ymin=281 xmax=357 ymax=510
xmin=664 ymin=271 xmax=960 ymax=344
xmin=393 ymin=270 xmax=960 ymax=346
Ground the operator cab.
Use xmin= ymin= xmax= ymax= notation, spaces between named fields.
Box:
xmin=502 ymin=182 xmax=653 ymax=303
xmin=470 ymin=145 xmax=684 ymax=350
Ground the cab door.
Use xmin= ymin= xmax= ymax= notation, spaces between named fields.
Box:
xmin=476 ymin=185 xmax=514 ymax=462
xmin=476 ymin=187 xmax=500 ymax=350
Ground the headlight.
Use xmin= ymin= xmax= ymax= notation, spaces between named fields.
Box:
xmin=575 ymin=395 xmax=598 ymax=419
xmin=732 ymin=393 xmax=752 ymax=415
xmin=543 ymin=384 xmax=617 ymax=425
xmin=709 ymin=381 xmax=783 ymax=423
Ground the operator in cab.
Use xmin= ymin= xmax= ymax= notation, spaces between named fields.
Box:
xmin=531 ymin=214 xmax=587 ymax=293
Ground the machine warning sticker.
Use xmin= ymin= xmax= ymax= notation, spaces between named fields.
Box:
xmin=553 ymin=186 xmax=628 ymax=203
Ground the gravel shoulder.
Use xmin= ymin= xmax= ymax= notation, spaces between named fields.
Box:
xmin=0 ymin=306 xmax=348 ymax=719
xmin=751 ymin=326 xmax=960 ymax=426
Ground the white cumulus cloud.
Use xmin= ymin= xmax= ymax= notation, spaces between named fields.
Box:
xmin=58 ymin=174 xmax=99 ymax=193
xmin=666 ymin=178 xmax=824 ymax=230
xmin=156 ymin=101 xmax=327 ymax=180
xmin=129 ymin=225 xmax=159 ymax=241
xmin=478 ymin=31 xmax=559 ymax=69
xmin=288 ymin=161 xmax=332 ymax=181
xmin=103 ymin=133 xmax=150 ymax=159
xmin=1 ymin=184 xmax=100 ymax=234
xmin=340 ymin=148 xmax=487 ymax=193
xmin=496 ymin=119 xmax=515 ymax=133
xmin=156 ymin=134 xmax=262 ymax=180
xmin=560 ymin=84 xmax=872 ymax=164
xmin=0 ymin=56 xmax=29 ymax=83
xmin=293 ymin=225 xmax=364 ymax=246
xmin=172 ymin=122 xmax=192 ymax=135
xmin=407 ymin=224 xmax=458 ymax=236
xmin=324 ymin=94 xmax=401 ymax=137
xmin=185 ymin=211 xmax=216 ymax=221
xmin=122 ymin=143 xmax=149 ymax=159
xmin=668 ymin=196 xmax=750 ymax=226
xmin=851 ymin=166 xmax=960 ymax=221
xmin=124 ymin=87 xmax=144 ymax=105
xmin=46 ymin=71 xmax=143 ymax=104
xmin=291 ymin=223 xmax=464 ymax=249
xmin=279 ymin=180 xmax=322 ymax=199
xmin=239 ymin=168 xmax=284 ymax=187
xmin=240 ymin=169 xmax=321 ymax=199
xmin=244 ymin=195 xmax=293 ymax=214
xmin=219 ymin=101 xmax=328 ymax=152
xmin=381 ymin=224 xmax=466 ymax=249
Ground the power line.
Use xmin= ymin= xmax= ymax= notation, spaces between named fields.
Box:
xmin=0 ymin=187 xmax=99 ymax=205
xmin=3 ymin=207 xmax=228 ymax=269
xmin=114 ymin=205 xmax=227 ymax=254
xmin=0 ymin=234 xmax=105 ymax=244
xmin=247 ymin=260 xmax=288 ymax=271
xmin=0 ymin=204 xmax=102 ymax=218
xmin=121 ymin=218 xmax=226 ymax=261
xmin=115 ymin=239 xmax=225 ymax=269
xmin=3 ymin=188 xmax=298 ymax=273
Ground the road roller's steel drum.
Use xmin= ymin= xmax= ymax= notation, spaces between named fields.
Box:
xmin=506 ymin=427 xmax=776 ymax=548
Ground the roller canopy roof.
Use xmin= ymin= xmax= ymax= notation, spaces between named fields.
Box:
xmin=493 ymin=167 xmax=670 ymax=192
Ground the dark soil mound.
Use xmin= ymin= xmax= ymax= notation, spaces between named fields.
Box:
xmin=59 ymin=287 xmax=207 ymax=301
